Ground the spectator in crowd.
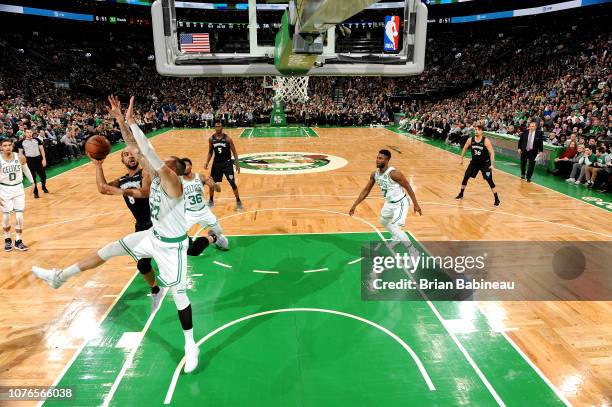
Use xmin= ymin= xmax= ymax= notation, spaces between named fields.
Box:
xmin=553 ymin=140 xmax=578 ymax=178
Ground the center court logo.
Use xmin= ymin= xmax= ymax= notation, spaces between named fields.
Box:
xmin=238 ymin=152 xmax=348 ymax=175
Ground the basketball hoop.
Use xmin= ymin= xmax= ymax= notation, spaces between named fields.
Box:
xmin=272 ymin=76 xmax=310 ymax=103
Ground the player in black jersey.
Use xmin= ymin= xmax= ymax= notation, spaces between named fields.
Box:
xmin=90 ymin=147 xmax=164 ymax=311
xmin=204 ymin=122 xmax=243 ymax=211
xmin=456 ymin=124 xmax=500 ymax=206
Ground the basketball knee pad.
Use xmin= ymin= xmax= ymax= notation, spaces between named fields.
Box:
xmin=137 ymin=258 xmax=152 ymax=274
xmin=15 ymin=212 xmax=23 ymax=230
xmin=170 ymin=286 xmax=190 ymax=310
xmin=97 ymin=241 xmax=128 ymax=261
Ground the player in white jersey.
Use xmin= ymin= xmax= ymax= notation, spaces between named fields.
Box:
xmin=181 ymin=157 xmax=229 ymax=250
xmin=32 ymin=96 xmax=206 ymax=374
xmin=350 ymin=149 xmax=422 ymax=251
xmin=1 ymin=138 xmax=35 ymax=251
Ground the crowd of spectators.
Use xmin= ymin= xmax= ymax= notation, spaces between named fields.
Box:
xmin=0 ymin=10 xmax=610 ymax=192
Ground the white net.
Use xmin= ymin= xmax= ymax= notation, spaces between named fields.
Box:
xmin=272 ymin=76 xmax=310 ymax=103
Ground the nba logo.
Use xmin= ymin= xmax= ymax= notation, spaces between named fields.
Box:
xmin=384 ymin=15 xmax=399 ymax=52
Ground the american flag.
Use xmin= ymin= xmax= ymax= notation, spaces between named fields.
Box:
xmin=180 ymin=33 xmax=210 ymax=53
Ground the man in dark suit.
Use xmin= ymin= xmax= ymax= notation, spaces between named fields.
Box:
xmin=518 ymin=121 xmax=544 ymax=182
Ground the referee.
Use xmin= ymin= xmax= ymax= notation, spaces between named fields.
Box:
xmin=19 ymin=129 xmax=48 ymax=198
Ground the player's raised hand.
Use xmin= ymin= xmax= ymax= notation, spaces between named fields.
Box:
xmin=87 ymin=152 xmax=104 ymax=166
xmin=107 ymin=95 xmax=123 ymax=121
xmin=125 ymin=96 xmax=135 ymax=125
xmin=413 ymin=203 xmax=422 ymax=216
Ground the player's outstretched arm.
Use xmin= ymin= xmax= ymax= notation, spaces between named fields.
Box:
xmin=485 ymin=138 xmax=495 ymax=168
xmin=390 ymin=170 xmax=422 ymax=215
xmin=19 ymin=153 xmax=34 ymax=184
xmin=108 ymin=95 xmax=158 ymax=179
xmin=200 ymin=173 xmax=221 ymax=192
xmin=349 ymin=172 xmax=376 ymax=216
xmin=228 ymin=136 xmax=240 ymax=173
xmin=460 ymin=137 xmax=472 ymax=164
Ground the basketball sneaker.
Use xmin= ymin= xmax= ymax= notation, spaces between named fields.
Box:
xmin=208 ymin=200 xmax=214 ymax=208
xmin=210 ymin=230 xmax=229 ymax=250
xmin=184 ymin=343 xmax=200 ymax=374
xmin=236 ymin=201 xmax=243 ymax=211
xmin=32 ymin=266 xmax=64 ymax=289
xmin=14 ymin=240 xmax=28 ymax=251
xmin=454 ymin=192 xmax=464 ymax=200
xmin=4 ymin=238 xmax=12 ymax=252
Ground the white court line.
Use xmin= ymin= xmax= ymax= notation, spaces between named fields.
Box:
xmin=474 ymin=303 xmax=572 ymax=406
xmin=101 ymin=288 xmax=169 ymax=407
xmin=303 ymin=268 xmax=328 ymax=273
xmin=253 ymin=270 xmax=279 ymax=274
xmin=192 ymin=274 xmax=204 ymax=277
xmin=36 ymin=270 xmax=140 ymax=407
xmin=163 ymin=307 xmax=436 ymax=404
xmin=203 ymin=208 xmax=505 ymax=405
xmin=213 ymin=261 xmax=232 ymax=269
xmin=347 ymin=257 xmax=364 ymax=265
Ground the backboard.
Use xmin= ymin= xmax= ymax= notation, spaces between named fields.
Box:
xmin=151 ymin=0 xmax=427 ymax=76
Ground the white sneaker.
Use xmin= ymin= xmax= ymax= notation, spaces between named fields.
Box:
xmin=574 ymin=180 xmax=581 ymax=185
xmin=184 ymin=343 xmax=200 ymax=374
xmin=215 ymin=234 xmax=229 ymax=250
xmin=32 ymin=266 xmax=64 ymax=289
xmin=566 ymin=178 xmax=575 ymax=183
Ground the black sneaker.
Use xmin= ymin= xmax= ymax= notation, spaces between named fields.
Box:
xmin=494 ymin=198 xmax=501 ymax=207
xmin=526 ymin=178 xmax=531 ymax=183
xmin=14 ymin=240 xmax=28 ymax=251
xmin=454 ymin=193 xmax=464 ymax=200
xmin=42 ymin=187 xmax=49 ymax=193
xmin=208 ymin=200 xmax=214 ymax=208
xmin=521 ymin=174 xmax=526 ymax=180
xmin=33 ymin=190 xmax=39 ymax=199
xmin=4 ymin=238 xmax=12 ymax=252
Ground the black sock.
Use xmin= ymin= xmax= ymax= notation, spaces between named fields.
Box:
xmin=187 ymin=236 xmax=210 ymax=256
xmin=178 ymin=304 xmax=193 ymax=330
xmin=494 ymin=192 xmax=499 ymax=200
xmin=151 ymin=285 xmax=160 ymax=295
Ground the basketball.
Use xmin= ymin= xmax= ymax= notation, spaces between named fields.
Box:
xmin=85 ymin=135 xmax=111 ymax=160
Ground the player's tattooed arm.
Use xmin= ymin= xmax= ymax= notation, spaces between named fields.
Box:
xmin=19 ymin=153 xmax=34 ymax=184
xmin=390 ymin=170 xmax=422 ymax=216
xmin=201 ymin=173 xmax=221 ymax=192
xmin=349 ymin=172 xmax=376 ymax=216
xmin=228 ymin=136 xmax=240 ymax=174
xmin=459 ymin=137 xmax=472 ymax=165
xmin=485 ymin=137 xmax=495 ymax=168
xmin=121 ymin=96 xmax=160 ymax=178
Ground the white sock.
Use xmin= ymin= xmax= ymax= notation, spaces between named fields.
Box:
xmin=59 ymin=264 xmax=81 ymax=281
xmin=184 ymin=328 xmax=195 ymax=347
xmin=15 ymin=232 xmax=22 ymax=241
xmin=3 ymin=230 xmax=9 ymax=239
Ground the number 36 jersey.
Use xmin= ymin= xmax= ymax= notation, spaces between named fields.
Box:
xmin=374 ymin=166 xmax=404 ymax=203
xmin=182 ymin=174 xmax=207 ymax=213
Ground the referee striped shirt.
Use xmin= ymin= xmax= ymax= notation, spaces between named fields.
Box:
xmin=21 ymin=138 xmax=42 ymax=158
